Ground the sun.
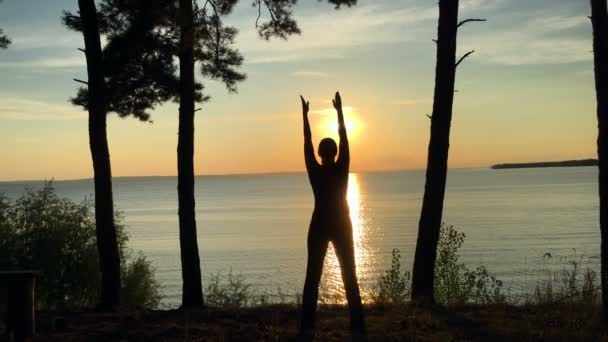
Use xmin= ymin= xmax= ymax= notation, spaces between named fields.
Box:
xmin=318 ymin=106 xmax=362 ymax=141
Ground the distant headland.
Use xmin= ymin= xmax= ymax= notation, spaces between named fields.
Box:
xmin=491 ymin=159 xmax=598 ymax=170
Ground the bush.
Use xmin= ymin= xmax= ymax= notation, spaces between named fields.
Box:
xmin=0 ymin=182 xmax=161 ymax=310
xmin=372 ymin=249 xmax=411 ymax=304
xmin=371 ymin=224 xmax=505 ymax=305
xmin=121 ymin=253 xmax=162 ymax=309
xmin=434 ymin=224 xmax=505 ymax=305
xmin=205 ymin=269 xmax=252 ymax=308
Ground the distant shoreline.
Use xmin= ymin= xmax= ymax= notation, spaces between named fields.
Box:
xmin=491 ymin=159 xmax=598 ymax=170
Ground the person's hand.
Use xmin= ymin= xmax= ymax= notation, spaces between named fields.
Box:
xmin=300 ymin=95 xmax=310 ymax=115
xmin=332 ymin=91 xmax=342 ymax=112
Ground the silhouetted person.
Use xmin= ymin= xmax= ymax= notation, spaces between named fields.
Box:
xmin=299 ymin=92 xmax=367 ymax=340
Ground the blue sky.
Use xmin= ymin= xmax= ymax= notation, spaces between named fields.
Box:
xmin=0 ymin=0 xmax=598 ymax=180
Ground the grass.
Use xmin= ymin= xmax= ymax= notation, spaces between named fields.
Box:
xmin=7 ymin=222 xmax=606 ymax=340
xmin=32 ymin=302 xmax=608 ymax=341
xmin=29 ymin=230 xmax=608 ymax=341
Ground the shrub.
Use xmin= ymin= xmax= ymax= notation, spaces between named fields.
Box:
xmin=529 ymin=254 xmax=599 ymax=306
xmin=434 ymin=224 xmax=505 ymax=305
xmin=371 ymin=224 xmax=505 ymax=305
xmin=205 ymin=269 xmax=252 ymax=308
xmin=0 ymin=182 xmax=161 ymax=310
xmin=372 ymin=249 xmax=411 ymax=304
xmin=121 ymin=253 xmax=162 ymax=309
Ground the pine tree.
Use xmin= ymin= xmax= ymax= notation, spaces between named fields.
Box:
xmin=411 ymin=0 xmax=484 ymax=303
xmin=62 ymin=0 xmax=181 ymax=309
xmin=590 ymin=0 xmax=608 ymax=315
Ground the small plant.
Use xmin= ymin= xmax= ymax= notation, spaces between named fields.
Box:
xmin=371 ymin=224 xmax=505 ymax=305
xmin=434 ymin=224 xmax=505 ymax=305
xmin=121 ymin=253 xmax=163 ymax=309
xmin=372 ymin=249 xmax=411 ymax=304
xmin=205 ymin=269 xmax=253 ymax=307
xmin=529 ymin=254 xmax=599 ymax=305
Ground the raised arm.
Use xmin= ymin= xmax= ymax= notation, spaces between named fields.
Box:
xmin=334 ymin=91 xmax=349 ymax=169
xmin=301 ymin=95 xmax=318 ymax=171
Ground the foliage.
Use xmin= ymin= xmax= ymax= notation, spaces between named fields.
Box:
xmin=0 ymin=1 xmax=10 ymax=50
xmin=62 ymin=1 xmax=182 ymax=121
xmin=434 ymin=224 xmax=505 ymax=305
xmin=205 ymin=269 xmax=253 ymax=308
xmin=121 ymin=253 xmax=163 ymax=309
xmin=372 ymin=249 xmax=411 ymax=304
xmin=61 ymin=0 xmax=359 ymax=119
xmin=0 ymin=29 xmax=9 ymax=49
xmin=528 ymin=254 xmax=599 ymax=306
xmin=371 ymin=225 xmax=505 ymax=305
xmin=0 ymin=183 xmax=161 ymax=310
xmin=252 ymin=0 xmax=357 ymax=39
xmin=62 ymin=0 xmax=248 ymax=120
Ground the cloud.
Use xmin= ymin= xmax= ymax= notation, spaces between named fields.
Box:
xmin=8 ymin=32 xmax=82 ymax=50
xmin=462 ymin=14 xmax=592 ymax=65
xmin=311 ymin=106 xmax=355 ymax=117
xmin=0 ymin=96 xmax=85 ymax=121
xmin=392 ymin=99 xmax=431 ymax=106
xmin=459 ymin=0 xmax=504 ymax=12
xmin=235 ymin=3 xmax=437 ymax=64
xmin=0 ymin=56 xmax=84 ymax=69
xmin=291 ymin=70 xmax=330 ymax=78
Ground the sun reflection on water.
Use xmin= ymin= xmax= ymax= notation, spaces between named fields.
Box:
xmin=320 ymin=173 xmax=376 ymax=304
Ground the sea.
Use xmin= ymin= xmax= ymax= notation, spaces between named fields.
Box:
xmin=0 ymin=167 xmax=600 ymax=306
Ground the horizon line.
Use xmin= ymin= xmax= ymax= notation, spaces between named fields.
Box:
xmin=0 ymin=166 xmax=492 ymax=184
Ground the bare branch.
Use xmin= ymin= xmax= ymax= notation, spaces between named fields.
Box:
xmin=457 ymin=18 xmax=486 ymax=29
xmin=77 ymin=48 xmax=86 ymax=53
xmin=432 ymin=39 xmax=438 ymax=44
xmin=455 ymin=50 xmax=475 ymax=68
xmin=255 ymin=0 xmax=263 ymax=29
xmin=263 ymin=0 xmax=278 ymax=24
xmin=73 ymin=78 xmax=88 ymax=85
xmin=426 ymin=114 xmax=432 ymax=119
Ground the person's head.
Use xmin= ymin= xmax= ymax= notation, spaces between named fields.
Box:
xmin=318 ymin=137 xmax=337 ymax=165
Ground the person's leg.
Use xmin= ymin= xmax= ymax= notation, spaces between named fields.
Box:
xmin=300 ymin=226 xmax=329 ymax=334
xmin=333 ymin=224 xmax=367 ymax=337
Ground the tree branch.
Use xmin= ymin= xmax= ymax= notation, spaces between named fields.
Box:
xmin=455 ymin=50 xmax=475 ymax=68
xmin=73 ymin=78 xmax=88 ymax=85
xmin=255 ymin=0 xmax=263 ymax=29
xmin=457 ymin=18 xmax=486 ymax=29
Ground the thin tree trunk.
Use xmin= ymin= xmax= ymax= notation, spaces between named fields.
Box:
xmin=411 ymin=0 xmax=459 ymax=303
xmin=591 ymin=0 xmax=608 ymax=315
xmin=178 ymin=0 xmax=204 ymax=308
xmin=78 ymin=0 xmax=121 ymax=309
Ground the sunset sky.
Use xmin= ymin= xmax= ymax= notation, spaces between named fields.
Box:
xmin=0 ymin=0 xmax=597 ymax=181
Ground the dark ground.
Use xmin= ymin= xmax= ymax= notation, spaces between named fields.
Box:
xmin=30 ymin=303 xmax=608 ymax=341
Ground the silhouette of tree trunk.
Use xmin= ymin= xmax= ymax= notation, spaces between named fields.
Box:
xmin=177 ymin=0 xmax=204 ymax=308
xmin=77 ymin=0 xmax=121 ymax=309
xmin=591 ymin=0 xmax=608 ymax=315
xmin=411 ymin=0 xmax=482 ymax=303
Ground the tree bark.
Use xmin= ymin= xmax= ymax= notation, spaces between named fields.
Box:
xmin=411 ymin=0 xmax=459 ymax=303
xmin=591 ymin=0 xmax=608 ymax=315
xmin=78 ymin=0 xmax=121 ymax=309
xmin=178 ymin=0 xmax=204 ymax=308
